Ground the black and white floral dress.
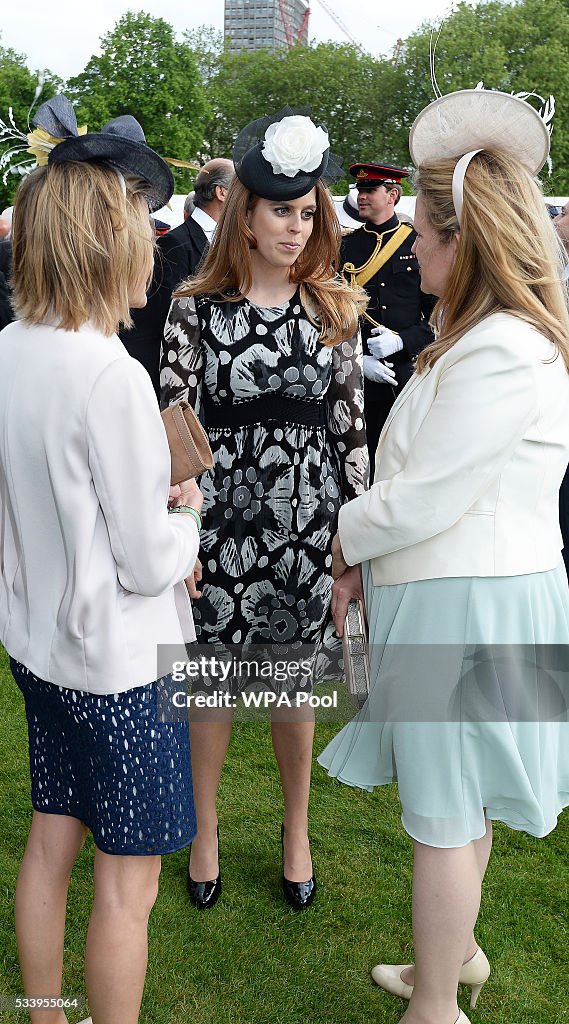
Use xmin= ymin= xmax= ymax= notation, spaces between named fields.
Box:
xmin=160 ymin=290 xmax=368 ymax=672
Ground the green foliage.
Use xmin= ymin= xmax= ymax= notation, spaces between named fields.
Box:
xmin=392 ymin=0 xmax=569 ymax=194
xmin=3 ymin=1 xmax=569 ymax=206
xmin=184 ymin=33 xmax=398 ymax=171
xmin=185 ymin=0 xmax=569 ymax=192
xmin=66 ymin=12 xmax=210 ymax=195
xmin=0 ymin=39 xmax=61 ymax=211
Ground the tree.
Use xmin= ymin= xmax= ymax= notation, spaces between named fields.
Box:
xmin=184 ymin=31 xmax=396 ymax=180
xmin=67 ymin=12 xmax=210 ymax=195
xmin=392 ymin=0 xmax=569 ymax=193
xmin=0 ymin=40 xmax=61 ymax=210
xmin=3 ymin=2 xmax=568 ymax=212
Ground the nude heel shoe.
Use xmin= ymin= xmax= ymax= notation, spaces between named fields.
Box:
xmin=370 ymin=963 xmax=413 ymax=999
xmin=460 ymin=947 xmax=490 ymax=1009
xmin=371 ymin=946 xmax=490 ymax=1009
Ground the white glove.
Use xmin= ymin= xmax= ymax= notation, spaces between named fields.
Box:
xmin=369 ymin=325 xmax=404 ymax=359
xmin=363 ymin=355 xmax=398 ymax=385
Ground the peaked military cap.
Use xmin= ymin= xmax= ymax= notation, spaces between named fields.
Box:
xmin=350 ymin=163 xmax=410 ymax=189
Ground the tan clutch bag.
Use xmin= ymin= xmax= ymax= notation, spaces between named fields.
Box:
xmin=161 ymin=401 xmax=214 ymax=484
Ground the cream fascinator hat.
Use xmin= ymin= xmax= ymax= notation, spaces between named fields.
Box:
xmin=409 ymin=84 xmax=554 ymax=225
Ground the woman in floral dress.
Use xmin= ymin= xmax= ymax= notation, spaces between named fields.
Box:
xmin=160 ymin=109 xmax=368 ymax=910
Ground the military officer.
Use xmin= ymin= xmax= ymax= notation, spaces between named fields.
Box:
xmin=340 ymin=162 xmax=436 ymax=470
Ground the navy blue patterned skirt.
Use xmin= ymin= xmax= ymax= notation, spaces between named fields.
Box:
xmin=11 ymin=660 xmax=196 ymax=856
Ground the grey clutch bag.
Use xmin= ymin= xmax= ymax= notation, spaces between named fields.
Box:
xmin=342 ymin=598 xmax=370 ymax=709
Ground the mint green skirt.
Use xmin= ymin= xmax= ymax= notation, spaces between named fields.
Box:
xmin=318 ymin=564 xmax=569 ymax=847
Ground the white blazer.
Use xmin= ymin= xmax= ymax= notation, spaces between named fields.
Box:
xmin=339 ymin=313 xmax=569 ymax=585
xmin=0 ymin=321 xmax=200 ymax=694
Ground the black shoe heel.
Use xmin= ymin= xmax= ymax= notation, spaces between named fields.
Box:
xmin=188 ymin=825 xmax=221 ymax=910
xmin=281 ymin=823 xmax=316 ymax=911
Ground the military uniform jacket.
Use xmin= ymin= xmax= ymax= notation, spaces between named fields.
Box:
xmin=340 ymin=214 xmax=436 ymax=401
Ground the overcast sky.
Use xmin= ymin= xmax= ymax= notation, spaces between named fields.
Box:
xmin=3 ymin=1 xmax=456 ymax=80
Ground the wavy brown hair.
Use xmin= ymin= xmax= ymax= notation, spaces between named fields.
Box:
xmin=175 ymin=178 xmax=367 ymax=346
xmin=414 ymin=150 xmax=569 ymax=373
xmin=12 ymin=162 xmax=154 ymax=336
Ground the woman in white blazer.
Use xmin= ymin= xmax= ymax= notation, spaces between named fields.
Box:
xmin=0 ymin=97 xmax=202 ymax=1024
xmin=319 ymin=89 xmax=569 ymax=1024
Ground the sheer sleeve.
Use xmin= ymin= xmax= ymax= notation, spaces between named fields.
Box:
xmin=159 ymin=295 xmax=203 ymax=414
xmin=325 ymin=330 xmax=369 ymax=501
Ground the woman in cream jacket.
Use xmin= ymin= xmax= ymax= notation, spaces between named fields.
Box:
xmin=319 ymin=138 xmax=569 ymax=1024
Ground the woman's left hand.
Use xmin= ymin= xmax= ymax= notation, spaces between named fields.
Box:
xmin=331 ymin=564 xmax=363 ymax=637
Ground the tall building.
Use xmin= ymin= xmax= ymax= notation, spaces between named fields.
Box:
xmin=224 ymin=0 xmax=310 ymax=53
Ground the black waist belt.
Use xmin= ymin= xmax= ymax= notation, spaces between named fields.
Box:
xmin=203 ymin=394 xmax=326 ymax=428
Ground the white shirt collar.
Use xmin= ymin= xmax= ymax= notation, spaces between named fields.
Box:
xmin=191 ymin=206 xmax=217 ymax=240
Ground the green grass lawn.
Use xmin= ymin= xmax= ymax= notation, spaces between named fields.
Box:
xmin=0 ymin=645 xmax=567 ymax=1024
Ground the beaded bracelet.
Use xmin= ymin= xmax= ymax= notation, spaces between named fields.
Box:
xmin=169 ymin=505 xmax=203 ymax=529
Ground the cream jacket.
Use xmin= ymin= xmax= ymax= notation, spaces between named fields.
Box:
xmin=339 ymin=313 xmax=569 ymax=585
xmin=0 ymin=321 xmax=199 ymax=694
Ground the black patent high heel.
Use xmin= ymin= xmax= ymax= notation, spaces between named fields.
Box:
xmin=188 ymin=825 xmax=221 ymax=910
xmin=281 ymin=823 xmax=316 ymax=910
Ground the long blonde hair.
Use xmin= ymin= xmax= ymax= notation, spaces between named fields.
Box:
xmin=175 ymin=178 xmax=367 ymax=346
xmin=12 ymin=163 xmax=154 ymax=336
xmin=414 ymin=150 xmax=569 ymax=373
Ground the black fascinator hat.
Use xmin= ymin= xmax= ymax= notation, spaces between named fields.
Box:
xmin=233 ymin=106 xmax=343 ymax=200
xmin=30 ymin=96 xmax=174 ymax=212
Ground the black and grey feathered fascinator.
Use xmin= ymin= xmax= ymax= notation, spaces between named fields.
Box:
xmin=0 ymin=93 xmax=173 ymax=211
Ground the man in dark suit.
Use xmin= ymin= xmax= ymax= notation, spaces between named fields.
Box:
xmin=120 ymin=158 xmax=234 ymax=397
xmin=340 ymin=162 xmax=436 ymax=470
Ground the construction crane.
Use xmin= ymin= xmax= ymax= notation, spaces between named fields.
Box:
xmin=277 ymin=0 xmax=310 ymax=46
xmin=277 ymin=0 xmax=367 ymax=54
xmin=311 ymin=0 xmax=368 ymax=55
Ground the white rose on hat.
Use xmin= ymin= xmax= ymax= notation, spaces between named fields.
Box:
xmin=262 ymin=115 xmax=329 ymax=177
